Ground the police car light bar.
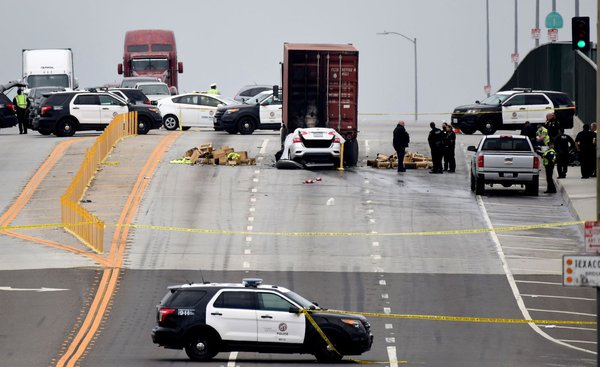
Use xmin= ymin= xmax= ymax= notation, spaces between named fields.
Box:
xmin=243 ymin=278 xmax=263 ymax=287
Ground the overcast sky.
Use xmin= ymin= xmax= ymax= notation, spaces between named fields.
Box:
xmin=0 ymin=0 xmax=596 ymax=120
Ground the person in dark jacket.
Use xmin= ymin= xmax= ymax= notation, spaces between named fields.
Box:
xmin=13 ymin=88 xmax=30 ymax=134
xmin=575 ymin=124 xmax=596 ymax=179
xmin=428 ymin=122 xmax=444 ymax=174
xmin=520 ymin=121 xmax=537 ymax=146
xmin=442 ymin=123 xmax=456 ymax=172
xmin=553 ymin=128 xmax=575 ymax=178
xmin=545 ymin=112 xmax=560 ymax=140
xmin=392 ymin=120 xmax=410 ymax=172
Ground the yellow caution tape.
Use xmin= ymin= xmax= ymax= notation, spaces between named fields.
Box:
xmin=169 ymin=157 xmax=193 ymax=165
xmin=0 ymin=220 xmax=586 ymax=237
xmin=101 ymin=161 xmax=120 ymax=166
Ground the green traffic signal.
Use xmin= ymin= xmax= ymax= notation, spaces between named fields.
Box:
xmin=577 ymin=40 xmax=587 ymax=49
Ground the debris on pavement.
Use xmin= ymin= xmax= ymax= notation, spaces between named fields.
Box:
xmin=367 ymin=152 xmax=432 ymax=170
xmin=170 ymin=143 xmax=256 ymax=166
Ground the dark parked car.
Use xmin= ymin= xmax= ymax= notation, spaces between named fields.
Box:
xmin=27 ymin=87 xmax=66 ymax=127
xmin=0 ymin=93 xmax=17 ymax=129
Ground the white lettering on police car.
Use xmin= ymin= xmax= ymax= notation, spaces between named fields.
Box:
xmin=178 ymin=309 xmax=195 ymax=316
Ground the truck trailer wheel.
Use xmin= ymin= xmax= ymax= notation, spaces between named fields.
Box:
xmin=475 ymin=174 xmax=485 ymax=195
xmin=343 ymin=139 xmax=359 ymax=167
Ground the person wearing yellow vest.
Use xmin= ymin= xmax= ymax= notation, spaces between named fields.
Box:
xmin=206 ymin=83 xmax=220 ymax=95
xmin=535 ymin=123 xmax=549 ymax=147
xmin=12 ymin=88 xmax=30 ymax=134
xmin=541 ymin=141 xmax=557 ymax=193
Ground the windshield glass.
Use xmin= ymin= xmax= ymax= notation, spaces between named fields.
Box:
xmin=131 ymin=58 xmax=169 ymax=72
xmin=285 ymin=291 xmax=319 ymax=309
xmin=218 ymin=96 xmax=238 ymax=105
xmin=138 ymin=84 xmax=170 ymax=96
xmin=480 ymin=93 xmax=511 ymax=105
xmin=27 ymin=74 xmax=69 ymax=88
xmin=244 ymin=92 xmax=271 ymax=105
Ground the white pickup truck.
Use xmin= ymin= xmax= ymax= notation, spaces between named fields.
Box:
xmin=467 ymin=135 xmax=540 ymax=196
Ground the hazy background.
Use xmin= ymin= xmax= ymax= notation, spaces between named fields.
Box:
xmin=0 ymin=0 xmax=596 ymax=120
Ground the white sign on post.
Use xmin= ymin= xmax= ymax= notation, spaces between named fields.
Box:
xmin=585 ymin=221 xmax=600 ymax=253
xmin=563 ymin=255 xmax=600 ymax=287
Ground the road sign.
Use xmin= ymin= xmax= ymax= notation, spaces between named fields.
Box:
xmin=531 ymin=28 xmax=541 ymax=40
xmin=547 ymin=28 xmax=559 ymax=42
xmin=563 ymin=255 xmax=600 ymax=287
xmin=545 ymin=11 xmax=564 ymax=29
xmin=585 ymin=221 xmax=600 ymax=253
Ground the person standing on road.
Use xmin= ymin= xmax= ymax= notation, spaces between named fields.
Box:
xmin=575 ymin=124 xmax=596 ymax=179
xmin=520 ymin=121 xmax=537 ymax=146
xmin=442 ymin=123 xmax=456 ymax=172
xmin=553 ymin=128 xmax=575 ymax=179
xmin=536 ymin=123 xmax=549 ymax=147
xmin=12 ymin=88 xmax=30 ymax=134
xmin=428 ymin=122 xmax=444 ymax=174
xmin=545 ymin=112 xmax=560 ymax=140
xmin=206 ymin=83 xmax=220 ymax=95
xmin=541 ymin=141 xmax=557 ymax=193
xmin=392 ymin=120 xmax=410 ymax=173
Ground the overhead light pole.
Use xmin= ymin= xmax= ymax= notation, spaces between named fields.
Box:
xmin=377 ymin=30 xmax=418 ymax=121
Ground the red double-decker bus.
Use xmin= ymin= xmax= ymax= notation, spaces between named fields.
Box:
xmin=118 ymin=29 xmax=183 ymax=93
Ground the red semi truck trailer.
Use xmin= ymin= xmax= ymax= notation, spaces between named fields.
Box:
xmin=281 ymin=43 xmax=359 ymax=166
xmin=118 ymin=29 xmax=183 ymax=94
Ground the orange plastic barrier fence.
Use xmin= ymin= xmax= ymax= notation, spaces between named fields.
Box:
xmin=60 ymin=112 xmax=137 ymax=253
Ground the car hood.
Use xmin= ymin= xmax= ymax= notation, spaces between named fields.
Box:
xmin=453 ymin=103 xmax=500 ymax=112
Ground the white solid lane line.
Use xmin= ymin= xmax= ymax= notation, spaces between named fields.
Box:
xmin=259 ymin=139 xmax=269 ymax=154
xmin=387 ymin=346 xmax=398 ymax=367
xmin=521 ymin=294 xmax=596 ymax=302
xmin=514 ymin=280 xmax=563 ymax=286
xmin=527 ymin=308 xmax=596 ymax=317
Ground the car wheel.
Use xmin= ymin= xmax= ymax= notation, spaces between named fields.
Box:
xmin=313 ymin=331 xmax=344 ymax=363
xmin=470 ymin=173 xmax=476 ymax=192
xmin=184 ymin=332 xmax=218 ymax=362
xmin=55 ymin=118 xmax=76 ymax=137
xmin=237 ymin=117 xmax=256 ymax=135
xmin=163 ymin=115 xmax=179 ymax=130
xmin=479 ymin=121 xmax=497 ymax=135
xmin=526 ymin=176 xmax=539 ymax=196
xmin=137 ymin=117 xmax=150 ymax=135
xmin=475 ymin=174 xmax=485 ymax=195
xmin=38 ymin=129 xmax=52 ymax=136
xmin=225 ymin=128 xmax=237 ymax=134
xmin=460 ymin=127 xmax=476 ymax=135
xmin=344 ymin=139 xmax=359 ymax=167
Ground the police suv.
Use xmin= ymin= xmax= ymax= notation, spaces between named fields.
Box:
xmin=213 ymin=91 xmax=282 ymax=135
xmin=451 ymin=88 xmax=575 ymax=135
xmin=151 ymin=278 xmax=373 ymax=362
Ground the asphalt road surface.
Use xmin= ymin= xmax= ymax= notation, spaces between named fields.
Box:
xmin=0 ymin=121 xmax=596 ymax=366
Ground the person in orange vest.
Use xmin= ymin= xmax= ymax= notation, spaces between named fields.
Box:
xmin=12 ymin=88 xmax=30 ymax=134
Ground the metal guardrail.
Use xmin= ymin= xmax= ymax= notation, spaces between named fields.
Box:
xmin=60 ymin=112 xmax=137 ymax=253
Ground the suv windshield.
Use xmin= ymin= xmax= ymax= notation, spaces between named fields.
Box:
xmin=244 ymin=92 xmax=271 ymax=105
xmin=285 ymin=291 xmax=319 ymax=309
xmin=480 ymin=93 xmax=511 ymax=105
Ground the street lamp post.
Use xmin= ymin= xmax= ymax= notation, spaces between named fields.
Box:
xmin=377 ymin=31 xmax=418 ymax=121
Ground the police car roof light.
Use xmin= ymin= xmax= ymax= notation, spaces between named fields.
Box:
xmin=243 ymin=278 xmax=263 ymax=287
xmin=512 ymin=87 xmax=532 ymax=92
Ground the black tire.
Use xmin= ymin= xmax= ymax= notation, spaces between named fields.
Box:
xmin=460 ymin=127 xmax=476 ymax=135
xmin=137 ymin=117 xmax=150 ymax=135
xmin=38 ymin=129 xmax=52 ymax=136
xmin=163 ymin=115 xmax=179 ymax=130
xmin=225 ymin=128 xmax=237 ymax=134
xmin=237 ymin=116 xmax=256 ymax=135
xmin=313 ymin=331 xmax=344 ymax=363
xmin=184 ymin=332 xmax=219 ymax=362
xmin=479 ymin=121 xmax=498 ymax=135
xmin=475 ymin=174 xmax=485 ymax=195
xmin=344 ymin=139 xmax=359 ymax=167
xmin=526 ymin=176 xmax=539 ymax=196
xmin=470 ymin=173 xmax=476 ymax=192
xmin=55 ymin=118 xmax=77 ymax=137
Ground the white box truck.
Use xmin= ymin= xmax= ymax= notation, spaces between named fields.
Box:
xmin=22 ymin=49 xmax=78 ymax=90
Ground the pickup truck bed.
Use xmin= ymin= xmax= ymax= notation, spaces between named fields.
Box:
xmin=468 ymin=135 xmax=540 ymax=196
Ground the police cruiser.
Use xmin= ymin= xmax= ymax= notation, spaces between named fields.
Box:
xmin=151 ymin=278 xmax=373 ymax=362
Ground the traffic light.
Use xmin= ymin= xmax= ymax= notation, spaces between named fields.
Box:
xmin=571 ymin=16 xmax=590 ymax=52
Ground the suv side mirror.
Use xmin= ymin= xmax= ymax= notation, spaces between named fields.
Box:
xmin=288 ymin=306 xmax=300 ymax=314
xmin=467 ymin=146 xmax=477 ymax=152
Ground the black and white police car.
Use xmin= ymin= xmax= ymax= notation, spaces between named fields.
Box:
xmin=151 ymin=278 xmax=373 ymax=362
xmin=33 ymin=90 xmax=162 ymax=136
xmin=451 ymin=88 xmax=575 ymax=135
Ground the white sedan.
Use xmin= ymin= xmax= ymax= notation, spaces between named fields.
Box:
xmin=158 ymin=93 xmax=237 ymax=130
xmin=282 ymin=127 xmax=345 ymax=166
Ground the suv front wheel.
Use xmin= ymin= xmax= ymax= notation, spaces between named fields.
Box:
xmin=479 ymin=121 xmax=498 ymax=135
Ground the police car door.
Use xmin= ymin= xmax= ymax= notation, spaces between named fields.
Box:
xmin=525 ymin=94 xmax=553 ymax=124
xmin=501 ymin=94 xmax=527 ymax=127
xmin=99 ymin=94 xmax=128 ymax=125
xmin=71 ymin=94 xmax=100 ymax=125
xmin=259 ymin=95 xmax=282 ymax=126
xmin=205 ymin=290 xmax=257 ymax=342
xmin=176 ymin=95 xmax=199 ymax=126
xmin=256 ymin=292 xmax=305 ymax=344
